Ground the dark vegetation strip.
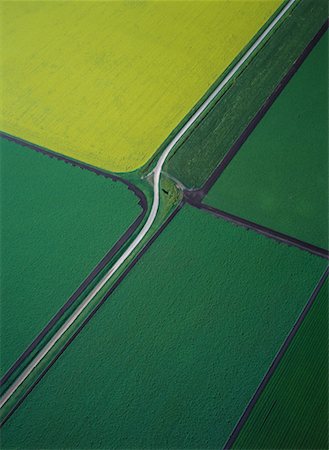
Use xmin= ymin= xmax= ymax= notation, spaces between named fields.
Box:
xmin=224 ymin=266 xmax=329 ymax=449
xmin=0 ymin=202 xmax=184 ymax=427
xmin=166 ymin=0 xmax=328 ymax=189
xmin=199 ymin=18 xmax=329 ymax=199
xmin=185 ymin=200 xmax=329 ymax=260
xmin=0 ymin=132 xmax=148 ymax=386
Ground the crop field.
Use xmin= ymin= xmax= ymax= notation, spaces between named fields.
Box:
xmin=1 ymin=205 xmax=326 ymax=449
xmin=0 ymin=137 xmax=143 ymax=377
xmin=204 ymin=31 xmax=328 ymax=250
xmin=1 ymin=1 xmax=328 ymax=448
xmin=233 ymin=277 xmax=328 ymax=450
xmin=1 ymin=1 xmax=280 ymax=172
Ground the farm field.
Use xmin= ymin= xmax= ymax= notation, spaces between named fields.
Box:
xmin=1 ymin=0 xmax=281 ymax=173
xmin=166 ymin=0 xmax=328 ymax=189
xmin=0 ymin=137 xmax=143 ymax=377
xmin=1 ymin=205 xmax=326 ymax=449
xmin=1 ymin=1 xmax=328 ymax=448
xmin=233 ymin=277 xmax=328 ymax=450
xmin=204 ymin=31 xmax=328 ymax=250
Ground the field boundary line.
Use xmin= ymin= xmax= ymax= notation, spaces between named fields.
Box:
xmin=185 ymin=201 xmax=329 ymax=259
xmin=224 ymin=266 xmax=329 ymax=449
xmin=0 ymin=0 xmax=297 ymax=411
xmin=0 ymin=132 xmax=147 ymax=207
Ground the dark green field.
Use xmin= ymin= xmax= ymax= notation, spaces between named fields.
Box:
xmin=205 ymin=32 xmax=328 ymax=249
xmin=233 ymin=277 xmax=328 ymax=449
xmin=1 ymin=205 xmax=326 ymax=449
xmin=165 ymin=0 xmax=327 ymax=189
xmin=0 ymin=138 xmax=142 ymax=376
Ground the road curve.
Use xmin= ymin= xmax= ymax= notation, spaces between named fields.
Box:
xmin=0 ymin=0 xmax=297 ymax=410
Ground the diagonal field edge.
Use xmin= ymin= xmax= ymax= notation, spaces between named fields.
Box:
xmin=0 ymin=133 xmax=148 ymax=386
xmin=185 ymin=201 xmax=329 ymax=260
xmin=224 ymin=266 xmax=329 ymax=449
xmin=0 ymin=202 xmax=184 ymax=427
xmin=196 ymin=18 xmax=329 ymax=199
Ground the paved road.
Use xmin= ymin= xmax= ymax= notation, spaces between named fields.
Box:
xmin=0 ymin=0 xmax=296 ymax=410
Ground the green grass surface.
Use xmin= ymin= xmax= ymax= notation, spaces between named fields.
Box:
xmin=0 ymin=138 xmax=142 ymax=376
xmin=1 ymin=205 xmax=326 ymax=449
xmin=233 ymin=277 xmax=328 ymax=450
xmin=166 ymin=0 xmax=327 ymax=189
xmin=205 ymin=32 xmax=328 ymax=250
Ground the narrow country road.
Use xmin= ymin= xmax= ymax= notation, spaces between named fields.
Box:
xmin=0 ymin=0 xmax=296 ymax=410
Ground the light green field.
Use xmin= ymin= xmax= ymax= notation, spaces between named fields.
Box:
xmin=1 ymin=205 xmax=325 ymax=449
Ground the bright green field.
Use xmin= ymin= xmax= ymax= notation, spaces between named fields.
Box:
xmin=0 ymin=138 xmax=142 ymax=376
xmin=234 ymin=277 xmax=328 ymax=450
xmin=205 ymin=31 xmax=328 ymax=250
xmin=1 ymin=205 xmax=326 ymax=449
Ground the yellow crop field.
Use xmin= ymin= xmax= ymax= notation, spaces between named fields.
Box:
xmin=1 ymin=1 xmax=282 ymax=173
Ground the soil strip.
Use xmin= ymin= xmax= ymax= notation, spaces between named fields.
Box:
xmin=186 ymin=200 xmax=329 ymax=260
